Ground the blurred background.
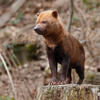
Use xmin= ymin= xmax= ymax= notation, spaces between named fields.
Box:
xmin=0 ymin=0 xmax=100 ymax=100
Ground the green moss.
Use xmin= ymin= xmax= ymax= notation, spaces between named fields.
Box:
xmin=25 ymin=43 xmax=43 ymax=60
xmin=0 ymin=96 xmax=14 ymax=100
xmin=87 ymin=73 xmax=95 ymax=80
xmin=12 ymin=42 xmax=43 ymax=64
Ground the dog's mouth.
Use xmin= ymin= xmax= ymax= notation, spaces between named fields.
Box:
xmin=34 ymin=25 xmax=47 ymax=35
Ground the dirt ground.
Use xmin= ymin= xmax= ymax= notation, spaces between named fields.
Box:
xmin=0 ymin=60 xmax=47 ymax=100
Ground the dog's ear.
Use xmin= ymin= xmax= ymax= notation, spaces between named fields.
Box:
xmin=52 ymin=10 xmax=58 ymax=18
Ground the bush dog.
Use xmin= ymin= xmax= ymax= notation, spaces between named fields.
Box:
xmin=34 ymin=10 xmax=85 ymax=84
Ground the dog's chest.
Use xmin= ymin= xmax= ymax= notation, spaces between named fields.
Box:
xmin=54 ymin=46 xmax=65 ymax=63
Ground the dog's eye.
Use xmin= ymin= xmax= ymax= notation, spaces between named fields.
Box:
xmin=41 ymin=21 xmax=47 ymax=24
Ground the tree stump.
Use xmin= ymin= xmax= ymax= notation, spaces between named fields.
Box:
xmin=37 ymin=84 xmax=100 ymax=100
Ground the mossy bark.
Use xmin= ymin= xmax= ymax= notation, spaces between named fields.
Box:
xmin=37 ymin=84 xmax=100 ymax=100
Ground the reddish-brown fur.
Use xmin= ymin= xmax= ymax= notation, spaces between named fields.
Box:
xmin=34 ymin=10 xmax=85 ymax=84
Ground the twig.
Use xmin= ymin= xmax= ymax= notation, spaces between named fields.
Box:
xmin=74 ymin=2 xmax=87 ymax=27
xmin=9 ymin=50 xmax=18 ymax=68
xmin=67 ymin=0 xmax=74 ymax=32
xmin=2 ymin=52 xmax=12 ymax=69
xmin=0 ymin=53 xmax=16 ymax=97
xmin=12 ymin=52 xmax=21 ymax=66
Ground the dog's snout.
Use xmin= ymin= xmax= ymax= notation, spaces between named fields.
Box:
xmin=34 ymin=25 xmax=40 ymax=32
xmin=34 ymin=24 xmax=46 ymax=35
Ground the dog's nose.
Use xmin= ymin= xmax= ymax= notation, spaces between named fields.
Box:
xmin=34 ymin=26 xmax=39 ymax=32
xmin=34 ymin=25 xmax=43 ymax=35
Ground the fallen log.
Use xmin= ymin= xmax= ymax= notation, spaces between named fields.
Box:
xmin=0 ymin=0 xmax=26 ymax=28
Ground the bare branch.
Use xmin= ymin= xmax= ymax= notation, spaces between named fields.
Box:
xmin=0 ymin=53 xmax=16 ymax=97
xmin=67 ymin=0 xmax=74 ymax=32
xmin=74 ymin=2 xmax=97 ymax=66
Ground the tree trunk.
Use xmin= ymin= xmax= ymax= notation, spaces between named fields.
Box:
xmin=37 ymin=84 xmax=100 ymax=100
